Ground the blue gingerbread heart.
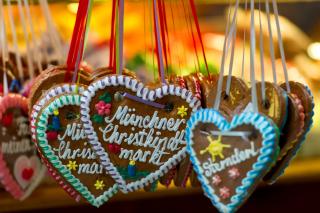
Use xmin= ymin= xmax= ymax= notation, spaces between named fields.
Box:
xmin=186 ymin=109 xmax=279 ymax=212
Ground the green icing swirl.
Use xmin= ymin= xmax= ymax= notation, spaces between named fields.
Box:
xmin=35 ymin=93 xmax=118 ymax=207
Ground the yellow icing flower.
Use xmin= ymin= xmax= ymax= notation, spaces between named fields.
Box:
xmin=177 ymin=106 xmax=188 ymax=118
xmin=67 ymin=161 xmax=78 ymax=171
xmin=94 ymin=180 xmax=105 ymax=190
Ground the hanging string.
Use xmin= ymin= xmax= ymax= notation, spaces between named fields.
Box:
xmin=240 ymin=0 xmax=247 ymax=79
xmin=258 ymin=0 xmax=266 ymax=102
xmin=249 ymin=0 xmax=258 ymax=112
xmin=169 ymin=0 xmax=181 ymax=76
xmin=24 ymin=0 xmax=43 ymax=73
xmin=225 ymin=17 xmax=237 ymax=96
xmin=213 ymin=0 xmax=239 ymax=110
xmin=184 ymin=0 xmax=200 ymax=73
xmin=175 ymin=1 xmax=188 ymax=73
xmin=265 ymin=0 xmax=277 ymax=84
xmin=7 ymin=0 xmax=24 ymax=81
xmin=182 ymin=0 xmax=199 ymax=74
xmin=29 ymin=0 xmax=48 ymax=66
xmin=143 ymin=0 xmax=147 ymax=70
xmin=0 ymin=0 xmax=7 ymax=67
xmin=39 ymin=0 xmax=64 ymax=64
xmin=189 ymin=0 xmax=209 ymax=76
xmin=117 ymin=0 xmax=124 ymax=75
xmin=17 ymin=0 xmax=35 ymax=79
xmin=72 ymin=0 xmax=93 ymax=85
xmin=162 ymin=1 xmax=172 ymax=71
xmin=153 ymin=0 xmax=166 ymax=84
xmin=148 ymin=0 xmax=156 ymax=81
xmin=109 ymin=0 xmax=116 ymax=71
xmin=65 ymin=0 xmax=90 ymax=82
xmin=157 ymin=0 xmax=169 ymax=73
xmin=0 ymin=0 xmax=8 ymax=96
xmin=272 ymin=0 xmax=290 ymax=93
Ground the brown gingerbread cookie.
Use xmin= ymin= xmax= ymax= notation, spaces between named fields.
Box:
xmin=263 ymin=81 xmax=314 ymax=184
xmin=173 ymin=74 xmax=203 ymax=188
xmin=80 ymin=74 xmax=201 ymax=192
xmin=235 ymin=82 xmax=288 ymax=129
xmin=211 ymin=76 xmax=248 ymax=112
xmin=33 ymin=87 xmax=118 ymax=207
xmin=186 ymin=108 xmax=279 ymax=212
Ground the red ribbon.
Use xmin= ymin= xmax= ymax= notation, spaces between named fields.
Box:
xmin=157 ymin=0 xmax=168 ymax=73
xmin=65 ymin=0 xmax=90 ymax=82
xmin=109 ymin=0 xmax=117 ymax=73
xmin=153 ymin=2 xmax=162 ymax=81
xmin=189 ymin=0 xmax=209 ymax=76
xmin=183 ymin=0 xmax=200 ymax=72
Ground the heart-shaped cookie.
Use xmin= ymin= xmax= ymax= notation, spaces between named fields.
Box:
xmin=31 ymin=84 xmax=87 ymax=201
xmin=173 ymin=74 xmax=203 ymax=187
xmin=0 ymin=94 xmax=46 ymax=200
xmin=186 ymin=109 xmax=279 ymax=212
xmin=80 ymin=74 xmax=201 ymax=192
xmin=34 ymin=85 xmax=118 ymax=207
xmin=264 ymin=82 xmax=314 ymax=183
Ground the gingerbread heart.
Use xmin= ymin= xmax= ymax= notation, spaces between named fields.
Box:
xmin=80 ymin=74 xmax=201 ymax=192
xmin=186 ymin=109 xmax=279 ymax=212
xmin=264 ymin=82 xmax=314 ymax=183
xmin=234 ymin=82 xmax=288 ymax=129
xmin=173 ymin=74 xmax=202 ymax=187
xmin=211 ymin=76 xmax=248 ymax=111
xmin=0 ymin=94 xmax=46 ymax=200
xmin=34 ymin=85 xmax=118 ymax=207
xmin=31 ymin=84 xmax=87 ymax=201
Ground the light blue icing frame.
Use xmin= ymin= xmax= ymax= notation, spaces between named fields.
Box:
xmin=186 ymin=109 xmax=279 ymax=213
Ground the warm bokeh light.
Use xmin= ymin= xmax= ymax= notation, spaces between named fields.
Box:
xmin=67 ymin=3 xmax=79 ymax=14
xmin=307 ymin=42 xmax=320 ymax=60
xmin=203 ymin=33 xmax=225 ymax=51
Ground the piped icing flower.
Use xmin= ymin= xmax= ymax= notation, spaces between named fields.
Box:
xmin=228 ymin=167 xmax=240 ymax=179
xmin=95 ymin=101 xmax=111 ymax=116
xmin=219 ymin=186 xmax=230 ymax=199
xmin=94 ymin=180 xmax=105 ymax=190
xmin=177 ymin=105 xmax=188 ymax=118
xmin=212 ymin=175 xmax=222 ymax=186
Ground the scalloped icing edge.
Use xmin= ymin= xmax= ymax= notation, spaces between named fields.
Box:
xmin=30 ymin=84 xmax=87 ymax=201
xmin=35 ymin=92 xmax=118 ymax=207
xmin=186 ymin=109 xmax=279 ymax=213
xmin=0 ymin=94 xmax=47 ymax=200
xmin=80 ymin=74 xmax=201 ymax=193
xmin=266 ymin=84 xmax=315 ymax=184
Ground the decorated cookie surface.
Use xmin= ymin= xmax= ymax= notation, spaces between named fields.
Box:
xmin=81 ymin=75 xmax=201 ymax=192
xmin=35 ymin=91 xmax=118 ymax=207
xmin=0 ymin=94 xmax=46 ymax=200
xmin=186 ymin=109 xmax=279 ymax=212
xmin=235 ymin=82 xmax=288 ymax=129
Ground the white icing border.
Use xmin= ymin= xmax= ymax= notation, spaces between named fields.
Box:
xmin=80 ymin=75 xmax=201 ymax=193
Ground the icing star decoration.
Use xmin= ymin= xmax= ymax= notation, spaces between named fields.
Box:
xmin=228 ymin=167 xmax=240 ymax=179
xmin=67 ymin=161 xmax=78 ymax=171
xmin=200 ymin=135 xmax=230 ymax=162
xmin=219 ymin=186 xmax=230 ymax=199
xmin=94 ymin=180 xmax=105 ymax=190
xmin=177 ymin=105 xmax=188 ymax=118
